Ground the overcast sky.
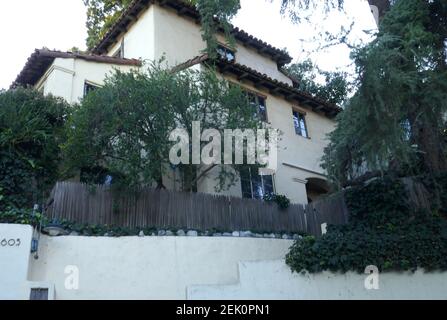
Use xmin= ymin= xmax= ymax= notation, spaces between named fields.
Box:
xmin=0 ymin=0 xmax=376 ymax=90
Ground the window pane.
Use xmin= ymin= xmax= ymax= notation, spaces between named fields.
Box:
xmin=293 ymin=111 xmax=308 ymax=137
xmin=258 ymin=97 xmax=267 ymax=121
xmin=252 ymin=175 xmax=264 ymax=199
xmin=262 ymin=175 xmax=274 ymax=195
xmin=240 ymin=168 xmax=252 ymax=199
xmin=300 ymin=118 xmax=308 ymax=138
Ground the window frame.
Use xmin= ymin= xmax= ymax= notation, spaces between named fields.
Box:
xmin=245 ymin=89 xmax=268 ymax=122
xmin=216 ymin=43 xmax=236 ymax=63
xmin=240 ymin=167 xmax=275 ymax=200
xmin=83 ymin=80 xmax=101 ymax=97
xmin=292 ymin=108 xmax=310 ymax=139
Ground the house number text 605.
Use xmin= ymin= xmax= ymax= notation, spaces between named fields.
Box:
xmin=0 ymin=238 xmax=21 ymax=247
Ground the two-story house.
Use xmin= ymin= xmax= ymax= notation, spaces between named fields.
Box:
xmin=12 ymin=0 xmax=341 ymax=204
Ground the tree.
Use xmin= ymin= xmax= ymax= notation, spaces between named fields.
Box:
xmin=84 ymin=0 xmax=133 ymax=50
xmin=285 ymin=59 xmax=350 ymax=105
xmin=322 ymin=0 xmax=447 ymax=187
xmin=0 ymin=88 xmax=69 ymax=209
xmin=63 ymin=62 xmax=267 ymax=192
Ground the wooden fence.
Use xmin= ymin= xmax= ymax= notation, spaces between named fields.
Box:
xmin=46 ymin=181 xmax=349 ymax=237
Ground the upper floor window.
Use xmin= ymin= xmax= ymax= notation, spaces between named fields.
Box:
xmin=247 ymin=92 xmax=267 ymax=122
xmin=293 ymin=110 xmax=309 ymax=138
xmin=84 ymin=81 xmax=100 ymax=97
xmin=240 ymin=167 xmax=274 ymax=200
xmin=217 ymin=44 xmax=235 ymax=63
xmin=113 ymin=41 xmax=124 ymax=58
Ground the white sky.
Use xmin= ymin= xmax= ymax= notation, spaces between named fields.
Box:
xmin=0 ymin=0 xmax=377 ymax=90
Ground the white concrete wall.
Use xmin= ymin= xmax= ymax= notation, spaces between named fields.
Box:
xmin=28 ymin=233 xmax=292 ymax=300
xmin=188 ymin=260 xmax=447 ymax=300
xmin=0 ymin=224 xmax=55 ymax=300
xmin=3 ymin=224 xmax=447 ymax=300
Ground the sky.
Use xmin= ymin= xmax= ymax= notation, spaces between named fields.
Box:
xmin=0 ymin=0 xmax=377 ymax=90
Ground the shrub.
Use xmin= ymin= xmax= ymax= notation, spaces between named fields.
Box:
xmin=286 ymin=177 xmax=447 ymax=273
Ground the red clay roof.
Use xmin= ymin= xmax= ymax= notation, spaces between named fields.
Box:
xmin=12 ymin=49 xmax=142 ymax=88
xmin=172 ymin=54 xmax=341 ymax=118
xmin=91 ymin=0 xmax=292 ymax=66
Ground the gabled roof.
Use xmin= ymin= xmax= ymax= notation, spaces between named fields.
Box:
xmin=173 ymin=54 xmax=342 ymax=118
xmin=12 ymin=49 xmax=142 ymax=88
xmin=91 ymin=0 xmax=293 ymax=66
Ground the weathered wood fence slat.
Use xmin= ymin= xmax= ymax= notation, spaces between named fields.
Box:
xmin=47 ymin=181 xmax=349 ymax=237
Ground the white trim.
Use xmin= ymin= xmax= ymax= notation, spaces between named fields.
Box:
xmin=283 ymin=162 xmax=326 ymax=177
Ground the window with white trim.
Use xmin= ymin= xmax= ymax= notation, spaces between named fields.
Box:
xmin=246 ymin=92 xmax=267 ymax=122
xmin=293 ymin=110 xmax=309 ymax=138
xmin=83 ymin=81 xmax=100 ymax=97
xmin=240 ymin=167 xmax=274 ymax=200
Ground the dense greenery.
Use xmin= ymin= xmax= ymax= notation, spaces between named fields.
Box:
xmin=285 ymin=59 xmax=350 ymax=105
xmin=322 ymin=0 xmax=447 ymax=187
xmin=63 ymin=62 xmax=266 ymax=192
xmin=286 ymin=177 xmax=447 ymax=273
xmin=84 ymin=0 xmax=133 ymax=50
xmin=0 ymin=88 xmax=69 ymax=210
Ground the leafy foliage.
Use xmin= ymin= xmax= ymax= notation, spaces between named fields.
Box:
xmin=322 ymin=0 xmax=447 ymax=187
xmin=0 ymin=88 xmax=69 ymax=209
xmin=285 ymin=59 xmax=350 ymax=105
xmin=84 ymin=0 xmax=133 ymax=50
xmin=63 ymin=62 xmax=266 ymax=192
xmin=263 ymin=193 xmax=291 ymax=210
xmin=286 ymin=177 xmax=447 ymax=273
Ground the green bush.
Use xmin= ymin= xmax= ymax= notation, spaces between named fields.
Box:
xmin=0 ymin=88 xmax=69 ymax=209
xmin=286 ymin=177 xmax=447 ymax=273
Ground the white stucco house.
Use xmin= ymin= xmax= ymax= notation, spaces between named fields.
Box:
xmin=13 ymin=0 xmax=341 ymax=204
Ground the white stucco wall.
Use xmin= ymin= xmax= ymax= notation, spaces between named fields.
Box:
xmin=28 ymin=233 xmax=292 ymax=300
xmin=35 ymin=58 xmax=138 ymax=104
xmin=3 ymin=224 xmax=447 ymax=300
xmin=188 ymin=260 xmax=447 ymax=300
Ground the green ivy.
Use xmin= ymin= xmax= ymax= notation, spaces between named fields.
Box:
xmin=263 ymin=193 xmax=291 ymax=210
xmin=286 ymin=176 xmax=447 ymax=273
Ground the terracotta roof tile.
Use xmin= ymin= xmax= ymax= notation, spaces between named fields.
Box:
xmin=12 ymin=49 xmax=141 ymax=88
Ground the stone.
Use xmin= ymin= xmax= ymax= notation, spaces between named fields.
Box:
xmin=151 ymin=232 xmax=156 ymax=237
xmin=240 ymin=231 xmax=253 ymax=238
xmin=69 ymin=231 xmax=79 ymax=236
xmin=274 ymin=234 xmax=281 ymax=239
xmin=254 ymin=233 xmax=264 ymax=238
xmin=177 ymin=229 xmax=186 ymax=236
xmin=187 ymin=230 xmax=198 ymax=237
xmin=166 ymin=230 xmax=174 ymax=236
xmin=157 ymin=230 xmax=166 ymax=236
xmin=232 ymin=231 xmax=240 ymax=237
xmin=282 ymin=234 xmax=290 ymax=240
xmin=293 ymin=234 xmax=302 ymax=240
xmin=139 ymin=231 xmax=145 ymax=237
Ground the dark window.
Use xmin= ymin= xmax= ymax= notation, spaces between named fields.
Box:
xmin=247 ymin=92 xmax=267 ymax=122
xmin=113 ymin=41 xmax=124 ymax=58
xmin=217 ymin=45 xmax=235 ymax=63
xmin=293 ymin=110 xmax=308 ymax=138
xmin=84 ymin=81 xmax=100 ymax=97
xmin=30 ymin=288 xmax=48 ymax=300
xmin=240 ymin=167 xmax=274 ymax=200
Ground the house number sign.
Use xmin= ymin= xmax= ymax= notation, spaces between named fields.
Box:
xmin=0 ymin=238 xmax=21 ymax=247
